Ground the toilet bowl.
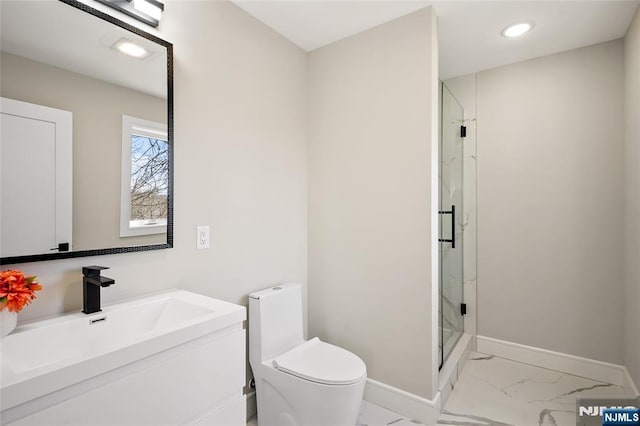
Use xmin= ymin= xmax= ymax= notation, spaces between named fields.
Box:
xmin=249 ymin=284 xmax=366 ymax=426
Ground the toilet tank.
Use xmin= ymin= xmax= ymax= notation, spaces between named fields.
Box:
xmin=249 ymin=283 xmax=304 ymax=364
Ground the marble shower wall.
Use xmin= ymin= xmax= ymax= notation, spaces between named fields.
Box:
xmin=440 ymin=84 xmax=465 ymax=358
xmin=444 ymin=75 xmax=478 ymax=349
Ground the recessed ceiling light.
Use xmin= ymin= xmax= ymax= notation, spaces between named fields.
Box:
xmin=502 ymin=22 xmax=534 ymax=38
xmin=112 ymin=38 xmax=151 ymax=59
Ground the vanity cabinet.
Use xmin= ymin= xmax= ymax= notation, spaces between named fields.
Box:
xmin=1 ymin=291 xmax=247 ymax=426
xmin=6 ymin=327 xmax=245 ymax=425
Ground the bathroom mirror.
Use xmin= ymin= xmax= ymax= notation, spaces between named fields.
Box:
xmin=0 ymin=0 xmax=173 ymax=265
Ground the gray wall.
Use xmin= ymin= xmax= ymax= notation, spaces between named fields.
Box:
xmin=307 ymin=8 xmax=439 ymax=399
xmin=476 ymin=40 xmax=625 ymax=364
xmin=1 ymin=52 xmax=166 ymax=250
xmin=8 ymin=0 xmax=308 ymax=389
xmin=624 ymin=5 xmax=640 ymax=387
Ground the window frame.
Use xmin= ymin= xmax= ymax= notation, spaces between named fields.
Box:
xmin=120 ymin=114 xmax=168 ymax=237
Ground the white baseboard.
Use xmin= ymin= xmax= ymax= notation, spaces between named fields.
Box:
xmin=438 ymin=333 xmax=471 ymax=388
xmin=477 ymin=336 xmax=633 ymax=390
xmin=246 ymin=390 xmax=256 ymax=421
xmin=363 ymin=378 xmax=440 ymax=424
xmin=623 ymin=367 xmax=640 ymax=397
xmin=438 ymin=333 xmax=472 ymax=409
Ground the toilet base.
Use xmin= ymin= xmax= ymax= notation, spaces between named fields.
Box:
xmin=255 ymin=363 xmax=365 ymax=426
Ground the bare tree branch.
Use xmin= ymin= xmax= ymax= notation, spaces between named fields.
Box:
xmin=130 ymin=135 xmax=168 ymax=221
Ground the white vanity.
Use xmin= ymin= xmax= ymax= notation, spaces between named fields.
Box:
xmin=0 ymin=290 xmax=246 ymax=425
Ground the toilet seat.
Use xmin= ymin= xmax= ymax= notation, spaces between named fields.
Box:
xmin=272 ymin=337 xmax=366 ymax=385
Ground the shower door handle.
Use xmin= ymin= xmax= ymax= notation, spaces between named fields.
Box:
xmin=438 ymin=205 xmax=456 ymax=249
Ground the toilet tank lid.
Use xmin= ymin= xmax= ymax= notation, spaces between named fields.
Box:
xmin=249 ymin=283 xmax=299 ymax=300
xmin=272 ymin=338 xmax=367 ymax=386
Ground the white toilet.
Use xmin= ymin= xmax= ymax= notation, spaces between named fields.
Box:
xmin=249 ymin=284 xmax=366 ymax=426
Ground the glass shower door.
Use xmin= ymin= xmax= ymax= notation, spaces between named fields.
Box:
xmin=439 ymin=83 xmax=464 ymax=368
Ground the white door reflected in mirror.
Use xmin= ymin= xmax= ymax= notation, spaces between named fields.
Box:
xmin=0 ymin=97 xmax=72 ymax=257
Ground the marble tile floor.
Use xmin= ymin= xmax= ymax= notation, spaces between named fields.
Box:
xmin=248 ymin=351 xmax=630 ymax=426
xmin=247 ymin=401 xmax=422 ymax=426
xmin=437 ymin=352 xmax=629 ymax=426
xmin=357 ymin=400 xmax=424 ymax=426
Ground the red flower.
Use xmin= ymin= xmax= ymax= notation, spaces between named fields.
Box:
xmin=0 ymin=270 xmax=42 ymax=313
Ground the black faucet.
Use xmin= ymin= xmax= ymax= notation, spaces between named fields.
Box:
xmin=82 ymin=266 xmax=115 ymax=314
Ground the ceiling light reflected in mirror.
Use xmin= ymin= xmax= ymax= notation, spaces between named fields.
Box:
xmin=112 ymin=38 xmax=150 ymax=58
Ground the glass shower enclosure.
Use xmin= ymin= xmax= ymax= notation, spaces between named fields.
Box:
xmin=439 ymin=82 xmax=464 ymax=369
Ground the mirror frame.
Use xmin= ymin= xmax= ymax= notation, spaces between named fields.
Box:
xmin=0 ymin=0 xmax=174 ymax=265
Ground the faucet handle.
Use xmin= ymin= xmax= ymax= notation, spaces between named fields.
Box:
xmin=82 ymin=265 xmax=110 ymax=277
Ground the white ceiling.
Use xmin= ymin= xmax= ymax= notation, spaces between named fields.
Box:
xmin=232 ymin=0 xmax=640 ymax=79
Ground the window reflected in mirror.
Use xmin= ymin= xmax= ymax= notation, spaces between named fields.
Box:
xmin=120 ymin=115 xmax=168 ymax=237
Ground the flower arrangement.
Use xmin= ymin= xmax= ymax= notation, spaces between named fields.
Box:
xmin=0 ymin=269 xmax=42 ymax=313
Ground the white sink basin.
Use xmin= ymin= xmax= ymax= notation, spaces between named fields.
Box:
xmin=0 ymin=290 xmax=246 ymax=411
